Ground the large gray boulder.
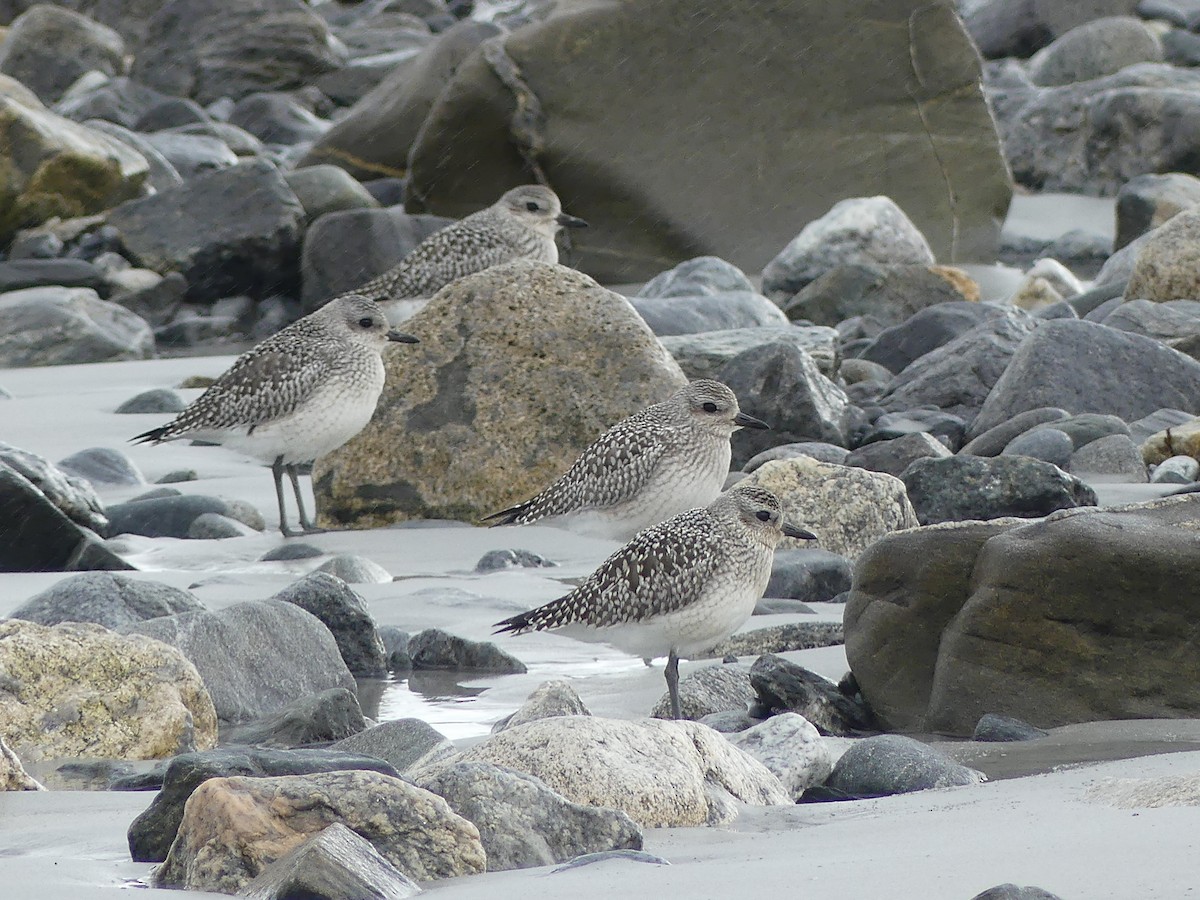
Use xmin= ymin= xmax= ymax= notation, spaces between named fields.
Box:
xmin=0 ymin=5 xmax=125 ymax=103
xmin=659 ymin=325 xmax=840 ymax=380
xmin=403 ymin=0 xmax=1009 ymax=281
xmin=0 ymin=287 xmax=154 ymax=366
xmin=964 ymin=0 xmax=1141 ymax=58
xmin=1028 ymin=17 xmax=1162 ymax=87
xmin=312 ymin=260 xmax=686 ymax=527
xmin=824 ymin=734 xmax=983 ymax=796
xmin=270 ymin=572 xmax=387 ymax=677
xmin=10 ymin=572 xmax=202 ymax=628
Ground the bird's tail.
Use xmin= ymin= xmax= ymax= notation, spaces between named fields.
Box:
xmin=129 ymin=426 xmax=170 ymax=445
xmin=480 ymin=500 xmax=533 ymax=527
xmin=493 ymin=610 xmax=535 ymax=635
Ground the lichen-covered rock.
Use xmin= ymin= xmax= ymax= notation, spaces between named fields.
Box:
xmin=725 ymin=713 xmax=832 ymax=801
xmin=154 ymin=770 xmax=486 ymax=892
xmin=1 ymin=736 xmax=44 ymax=791
xmin=492 ymin=680 xmax=590 ymax=734
xmin=648 ymin=664 xmax=755 ymax=721
xmin=313 ymin=260 xmax=686 ymax=527
xmin=0 ymin=619 xmax=217 ymax=762
xmin=740 ymin=457 xmax=918 ymax=560
xmin=458 ymin=716 xmax=791 ymax=827
xmin=1125 ymin=205 xmax=1200 ymax=302
xmin=1141 ymin=415 xmax=1200 ymax=465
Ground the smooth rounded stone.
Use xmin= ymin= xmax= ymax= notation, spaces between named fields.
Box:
xmin=780 ymin=264 xmax=978 ymax=331
xmin=1152 ymin=454 xmax=1200 ymax=484
xmin=271 ymin=573 xmax=387 ymax=676
xmin=0 ymin=619 xmax=217 ymax=763
xmin=0 ymin=287 xmax=154 ymax=366
xmin=878 ymin=308 xmax=1038 ymax=424
xmin=107 ymin=494 xmax=265 ymax=538
xmin=1024 ymin=413 xmax=1133 ymax=450
xmin=661 ymin=325 xmax=842 ymax=381
xmin=719 ymin=342 xmax=851 ymax=468
xmin=1029 ymin=17 xmax=1162 ymax=87
xmin=705 ymin=621 xmax=845 ymax=659
xmin=156 ymin=469 xmax=197 ymax=484
xmin=970 ymin=886 xmax=1065 ymax=900
xmin=726 ymin=713 xmax=833 ymax=801
xmin=844 ymin=519 xmax=1020 ymax=730
xmin=312 ymin=553 xmax=392 ymax=585
xmin=742 ymin=457 xmax=919 ymax=560
xmin=1115 ymin=172 xmax=1200 ymax=250
xmin=408 ymin=628 xmax=527 ymax=674
xmin=969 ymin=320 xmax=1200 ymax=440
xmin=1068 ymin=433 xmax=1148 ymax=481
xmin=492 ymin=680 xmax=591 ymax=734
xmin=313 ymin=261 xmax=687 ymax=526
xmin=170 ymin=119 xmax=266 ymax=155
xmin=761 ymin=197 xmax=935 ymax=301
xmin=839 ymin=358 xmax=892 ymax=385
xmin=259 ymin=542 xmax=325 ymax=561
xmin=764 ymin=548 xmax=852 ymax=603
xmin=108 ymin=269 xmax=187 ymax=328
xmin=228 ymin=91 xmax=330 ymax=145
xmin=845 ymin=431 xmax=952 ymax=477
xmin=973 ymin=713 xmax=1050 ymax=743
xmin=959 ymin=407 xmax=1071 ymax=457
xmin=474 ymin=548 xmax=557 ymax=573
xmin=220 ymin=687 xmax=366 ymax=748
xmin=902 ymin=455 xmax=1097 ymax=525
xmin=154 ymin=312 xmax=242 ymax=347
xmin=1 ymin=736 xmax=44 ymax=792
xmin=52 ymin=75 xmax=171 ymax=130
xmin=135 ymin=96 xmax=211 ymax=132
xmin=378 ymin=625 xmax=413 ymax=671
xmin=0 ymin=96 xmax=149 ymax=243
xmin=1127 ymin=206 xmax=1200 ymax=302
xmin=861 ymin=409 xmax=965 ymax=449
xmin=9 ymin=571 xmax=202 ymax=628
xmin=115 ymin=388 xmax=186 ymax=414
xmin=138 ymin=130 xmax=238 ymax=180
xmin=1001 ymin=427 xmax=1075 ymax=468
xmin=186 ymin=511 xmax=257 ymax=539
xmin=56 ymin=446 xmax=145 ymax=487
xmin=109 ymin=159 xmax=304 ymax=303
xmin=647 ymin=663 xmax=754 ymax=721
xmin=964 ymin=0 xmax=1140 ymax=57
xmin=0 ymin=258 xmax=102 ymax=292
xmin=0 ymin=5 xmax=125 ymax=104
xmin=123 ymin=599 xmax=357 ymax=723
xmin=753 ymin=598 xmax=817 ymax=615
xmin=7 ymin=228 xmax=64 ymax=259
xmin=640 ymin=256 xmax=755 ymax=298
xmin=128 ymin=747 xmax=400 ymax=863
xmin=742 ymin=441 xmax=849 ymax=471
xmin=925 ymin=503 xmax=1200 ymax=733
xmin=629 ymin=291 xmax=788 ymax=336
xmin=240 ymin=822 xmax=420 ymax=900
xmin=283 ymin=164 xmax=379 ymax=224
xmin=824 ymin=735 xmax=984 ymax=797
xmin=459 ymin=716 xmax=791 ymax=827
xmin=1103 ymin=299 xmax=1200 ymax=359
xmin=332 ymin=718 xmax=457 ymax=773
xmin=748 ymin=654 xmax=873 ymax=736
xmin=414 ymin=761 xmax=644 ymax=872
xmin=154 ymin=770 xmax=486 ymax=892
xmin=697 ymin=710 xmax=759 ymax=733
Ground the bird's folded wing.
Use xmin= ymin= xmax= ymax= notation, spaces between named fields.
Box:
xmin=354 ymin=222 xmax=517 ymax=301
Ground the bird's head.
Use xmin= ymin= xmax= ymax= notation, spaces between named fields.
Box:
xmin=675 ymin=379 xmax=769 ymax=436
xmin=499 ymin=184 xmax=588 ymax=237
xmin=327 ymin=294 xmax=419 ymax=350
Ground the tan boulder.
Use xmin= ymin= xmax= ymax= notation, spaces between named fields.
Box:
xmin=1 ymin=736 xmax=44 ymax=791
xmin=1141 ymin=416 xmax=1200 ymax=465
xmin=1125 ymin=206 xmax=1200 ymax=302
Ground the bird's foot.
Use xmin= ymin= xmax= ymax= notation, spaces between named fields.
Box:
xmin=300 ymin=524 xmax=329 ymax=535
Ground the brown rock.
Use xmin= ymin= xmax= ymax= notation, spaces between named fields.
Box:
xmin=1125 ymin=206 xmax=1200 ymax=302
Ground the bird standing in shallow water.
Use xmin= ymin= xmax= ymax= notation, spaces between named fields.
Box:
xmin=484 ymin=380 xmax=769 ymax=542
xmin=494 ymin=483 xmax=816 ymax=719
xmin=132 ymin=294 xmax=418 ymax=537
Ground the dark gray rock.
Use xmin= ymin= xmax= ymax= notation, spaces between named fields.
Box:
xmin=259 ymin=542 xmax=324 ymax=561
xmin=156 ymin=470 xmax=198 ymax=484
xmin=1000 ymin=427 xmax=1075 ymax=468
xmin=1028 ymin=16 xmax=1162 ymax=87
xmin=170 ymin=120 xmax=264 ymax=155
xmin=491 ymin=680 xmax=590 ymax=734
xmin=1069 ymin=434 xmax=1148 ymax=481
xmin=860 ymin=409 xmax=965 ymax=450
xmin=1129 ymin=407 xmax=1196 ymax=444
xmin=57 ymin=447 xmax=144 ymax=487
xmin=846 ymin=431 xmax=952 ymax=477
xmin=136 ymin=96 xmax=210 ymax=132
xmin=970 ymin=885 xmax=1064 ymax=900
xmin=138 ymin=130 xmax=238 ymax=180
xmin=1025 ymin=413 xmax=1132 ymax=449
xmin=126 ymin=747 xmax=399 ymax=863
xmin=474 ymin=548 xmax=557 ymax=573
xmin=53 ymin=76 xmax=174 ymax=130
xmin=229 ymin=91 xmax=331 ymax=145
xmin=414 ymin=762 xmax=643 ymax=871
xmin=0 ymin=442 xmax=108 ymax=532
xmin=186 ymin=512 xmax=256 ymax=539
xmin=779 ymin=264 xmax=972 ymax=331
xmin=1152 ymin=454 xmax=1200 ymax=483
xmin=0 ymin=258 xmax=103 ymax=293
xmin=105 ymin=494 xmax=264 ymax=538
xmin=969 ymin=320 xmax=1200 ymax=439
xmin=659 ymin=325 xmax=841 ymax=381
xmin=270 ymin=572 xmax=387 ymax=677
xmin=648 ymin=663 xmax=754 ymax=721
xmin=0 ymin=287 xmax=154 ymax=366
xmin=377 ymin=626 xmax=413 ymax=671
xmin=901 ymin=455 xmax=1097 ymax=525
xmin=123 ymin=599 xmax=357 ymax=723
xmin=220 ymin=687 xmax=366 ymax=748
xmin=108 ymin=270 xmax=188 ymax=328
xmin=748 ymin=653 xmax=873 ymax=736
xmin=857 ymin=301 xmax=1005 ymax=374
xmin=742 ymin=442 xmax=850 ymax=471
xmin=824 ymin=735 xmax=983 ymax=797
xmin=958 ymin=407 xmax=1071 ymax=457
xmin=408 ymin=628 xmax=527 ymax=673
xmin=972 ymin=713 xmax=1049 ymax=742
xmin=283 ymin=164 xmax=380 ymax=224
xmin=639 ymin=256 xmax=754 ymax=298
xmin=10 ymin=572 xmax=201 ymax=628
xmin=1103 ymin=299 xmax=1200 ymax=360
xmin=107 ymin=158 xmax=305 ymax=303
xmin=764 ymin=549 xmax=853 ymax=603
xmin=0 ymin=5 xmax=124 ymax=104
xmin=331 ymin=718 xmax=455 ymax=773
xmin=706 ymin=621 xmax=845 ymax=659
xmin=6 ymin=228 xmax=64 ymax=260
xmin=115 ymin=388 xmax=186 ymax=414
xmin=311 ymin=553 xmax=391 ymax=585
xmin=697 ymin=710 xmax=759 ymax=733
xmin=629 ymin=291 xmax=788 ymax=336
xmin=1115 ymin=172 xmax=1200 ymax=250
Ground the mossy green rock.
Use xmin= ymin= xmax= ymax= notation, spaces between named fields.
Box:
xmin=312 ymin=260 xmax=687 ymax=527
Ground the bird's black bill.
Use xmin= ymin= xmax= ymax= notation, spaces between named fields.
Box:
xmin=734 ymin=412 xmax=770 ymax=430
xmin=557 ymin=213 xmax=589 ymax=228
xmin=387 ymin=330 xmax=420 ymax=343
xmin=783 ymin=522 xmax=817 ymax=541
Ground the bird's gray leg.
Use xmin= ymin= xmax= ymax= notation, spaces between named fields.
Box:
xmin=272 ymin=457 xmax=299 ymax=538
xmin=287 ymin=464 xmax=326 ymax=534
xmin=666 ymin=650 xmax=682 ymax=720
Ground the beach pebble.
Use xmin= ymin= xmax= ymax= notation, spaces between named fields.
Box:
xmin=413 ymin=761 xmax=644 ymax=871
xmin=408 ymin=628 xmax=527 ymax=674
xmin=0 ymin=287 xmax=154 ymax=366
xmin=764 ymin=549 xmax=852 ymax=603
xmin=661 ymin=325 xmax=841 ymax=380
xmin=221 ymin=687 xmax=366 ymax=748
xmin=313 ymin=553 xmax=393 ymax=584
xmin=1031 ymin=413 xmax=1132 ymax=449
xmin=138 ymin=129 xmax=239 ymax=179
xmin=0 ymin=442 xmax=108 ymax=531
xmin=187 ymin=512 xmax=257 ymax=539
xmin=1028 ymin=16 xmax=1162 ymax=87
xmin=630 ymin=290 xmax=788 ymax=336
xmin=333 ymin=718 xmax=457 ymax=774
xmin=283 ymin=163 xmax=380 ymax=224
xmin=492 ymin=680 xmax=590 ymax=733
xmin=1001 ymin=427 xmax=1075 ymax=468
xmin=474 ymin=548 xmax=557 ymax=573
xmin=959 ymin=407 xmax=1070 ymax=457
xmin=824 ymin=735 xmax=984 ymax=797
xmin=845 ymin=431 xmax=951 ymax=478
xmin=271 ymin=572 xmax=387 ymax=677
xmin=259 ymin=542 xmax=324 ymax=561
xmin=970 ymin=885 xmax=1065 ymax=900
xmin=1067 ymin=434 xmax=1148 ymax=481
xmin=648 ymin=663 xmax=754 ymax=721
xmin=153 ymin=770 xmax=486 ymax=892
xmin=0 ymin=5 xmax=125 ymax=104
xmin=7 ymin=229 xmax=64 ymax=260
xmin=1151 ymin=455 xmax=1200 ymax=484
xmin=1115 ymin=172 xmax=1200 ymax=250
xmin=57 ymin=446 xmax=144 ymax=486
xmin=10 ymin=572 xmax=202 ymax=628
xmin=742 ymin=441 xmax=849 ymax=472
xmin=106 ymin=493 xmax=265 ymax=539
xmin=706 ymin=622 xmax=845 ymax=659
xmin=229 ymin=91 xmax=330 ymax=146
xmin=240 ymin=823 xmax=420 ymax=900
xmin=128 ymin=747 xmax=400 ymax=863
xmin=115 ymin=387 xmax=186 ymax=414
xmin=748 ymin=654 xmax=874 ymax=736
xmin=109 ymin=269 xmax=187 ymax=328
xmin=726 ymin=713 xmax=833 ymax=801
xmin=973 ymin=713 xmax=1050 ymax=743
xmin=839 ymin=358 xmax=892 ymax=385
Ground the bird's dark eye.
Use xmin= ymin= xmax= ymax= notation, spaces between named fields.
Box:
xmin=756 ymin=510 xmax=771 ymax=522
xmin=702 ymin=402 xmax=718 ymax=413
xmin=358 ymin=317 xmax=374 ymax=328
xmin=525 ymin=201 xmax=540 ymax=211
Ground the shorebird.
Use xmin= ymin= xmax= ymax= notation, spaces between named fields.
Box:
xmin=483 ymin=380 xmax=768 ymax=541
xmin=131 ymin=294 xmax=418 ymax=537
xmin=494 ymin=483 xmax=816 ymax=719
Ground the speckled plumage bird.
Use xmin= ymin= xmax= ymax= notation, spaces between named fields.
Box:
xmin=354 ymin=184 xmax=587 ymax=311
xmin=483 ymin=380 xmax=769 ymax=541
xmin=494 ymin=483 xmax=816 ymax=719
xmin=131 ymin=294 xmax=418 ymax=537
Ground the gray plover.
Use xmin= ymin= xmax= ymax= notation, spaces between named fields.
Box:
xmin=355 ymin=184 xmax=587 ymax=314
xmin=132 ymin=294 xmax=418 ymax=537
xmin=483 ymin=380 xmax=768 ymax=541
xmin=494 ymin=483 xmax=816 ymax=719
